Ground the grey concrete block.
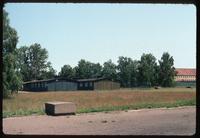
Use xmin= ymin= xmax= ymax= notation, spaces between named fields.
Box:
xmin=45 ymin=102 xmax=76 ymax=115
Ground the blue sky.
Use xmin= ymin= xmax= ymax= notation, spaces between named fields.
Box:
xmin=4 ymin=3 xmax=196 ymax=73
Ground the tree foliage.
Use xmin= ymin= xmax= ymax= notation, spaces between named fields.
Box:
xmin=137 ymin=53 xmax=158 ymax=87
xmin=73 ymin=59 xmax=102 ymax=79
xmin=16 ymin=46 xmax=30 ymax=81
xmin=117 ymin=56 xmax=138 ymax=87
xmin=90 ymin=62 xmax=102 ymax=78
xmin=40 ymin=62 xmax=56 ymax=79
xmin=59 ymin=65 xmax=74 ymax=79
xmin=158 ymin=52 xmax=176 ymax=87
xmin=17 ymin=44 xmax=56 ymax=81
xmin=74 ymin=59 xmax=91 ymax=79
xmin=128 ymin=60 xmax=139 ymax=87
xmin=102 ymin=59 xmax=117 ymax=81
xmin=56 ymin=53 xmax=175 ymax=88
xmin=3 ymin=9 xmax=22 ymax=98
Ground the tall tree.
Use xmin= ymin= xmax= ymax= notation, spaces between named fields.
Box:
xmin=102 ymin=59 xmax=117 ymax=81
xmin=128 ymin=60 xmax=139 ymax=87
xmin=3 ymin=9 xmax=22 ymax=98
xmin=59 ymin=64 xmax=74 ymax=79
xmin=16 ymin=46 xmax=30 ymax=81
xmin=154 ymin=64 xmax=160 ymax=86
xmin=74 ymin=59 xmax=102 ymax=79
xmin=117 ymin=56 xmax=137 ymax=87
xmin=29 ymin=43 xmax=49 ymax=80
xmin=158 ymin=52 xmax=176 ymax=87
xmin=17 ymin=44 xmax=56 ymax=81
xmin=72 ymin=66 xmax=79 ymax=79
xmin=74 ymin=59 xmax=91 ymax=79
xmin=137 ymin=53 xmax=158 ymax=87
xmin=40 ymin=62 xmax=56 ymax=79
xmin=90 ymin=63 xmax=102 ymax=78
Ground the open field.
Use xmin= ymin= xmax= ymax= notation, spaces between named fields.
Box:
xmin=3 ymin=88 xmax=196 ymax=118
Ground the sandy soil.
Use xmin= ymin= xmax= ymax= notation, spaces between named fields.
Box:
xmin=3 ymin=106 xmax=196 ymax=135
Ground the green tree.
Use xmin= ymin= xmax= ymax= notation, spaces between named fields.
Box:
xmin=73 ymin=66 xmax=79 ymax=79
xmin=29 ymin=43 xmax=49 ymax=80
xmin=154 ymin=64 xmax=160 ymax=86
xmin=3 ymin=9 xmax=22 ymax=98
xmin=16 ymin=46 xmax=31 ymax=81
xmin=74 ymin=59 xmax=102 ymax=79
xmin=40 ymin=62 xmax=56 ymax=79
xmin=128 ymin=60 xmax=139 ymax=87
xmin=158 ymin=52 xmax=176 ymax=87
xmin=74 ymin=59 xmax=91 ymax=79
xmin=102 ymin=59 xmax=117 ymax=81
xmin=17 ymin=44 xmax=56 ymax=81
xmin=90 ymin=63 xmax=102 ymax=78
xmin=137 ymin=53 xmax=158 ymax=87
xmin=117 ymin=56 xmax=137 ymax=87
xmin=59 ymin=64 xmax=74 ymax=79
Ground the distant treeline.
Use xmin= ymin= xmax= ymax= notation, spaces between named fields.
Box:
xmin=58 ymin=52 xmax=176 ymax=88
xmin=16 ymin=43 xmax=177 ymax=89
xmin=17 ymin=44 xmax=176 ymax=88
xmin=3 ymin=9 xmax=176 ymax=98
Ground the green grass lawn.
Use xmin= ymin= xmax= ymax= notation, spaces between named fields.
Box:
xmin=3 ymin=87 xmax=196 ymax=118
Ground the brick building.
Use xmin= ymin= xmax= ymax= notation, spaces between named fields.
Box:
xmin=175 ymin=68 xmax=196 ymax=87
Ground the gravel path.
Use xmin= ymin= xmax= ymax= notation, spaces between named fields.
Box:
xmin=3 ymin=106 xmax=196 ymax=135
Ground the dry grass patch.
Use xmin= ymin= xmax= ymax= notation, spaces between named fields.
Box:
xmin=3 ymin=88 xmax=196 ymax=117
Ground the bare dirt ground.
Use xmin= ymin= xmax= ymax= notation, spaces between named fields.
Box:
xmin=3 ymin=106 xmax=196 ymax=135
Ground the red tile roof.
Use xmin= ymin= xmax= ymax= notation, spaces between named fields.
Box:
xmin=175 ymin=68 xmax=196 ymax=76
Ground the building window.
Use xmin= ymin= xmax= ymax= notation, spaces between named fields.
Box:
xmin=85 ymin=82 xmax=88 ymax=87
xmin=41 ymin=82 xmax=44 ymax=88
xmin=80 ymin=83 xmax=83 ymax=87
xmin=89 ymin=82 xmax=93 ymax=87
